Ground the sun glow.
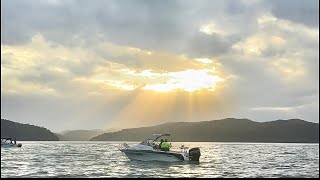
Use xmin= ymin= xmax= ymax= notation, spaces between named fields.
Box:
xmin=104 ymin=80 xmax=136 ymax=90
xmin=195 ymin=58 xmax=213 ymax=64
xmin=143 ymin=69 xmax=223 ymax=92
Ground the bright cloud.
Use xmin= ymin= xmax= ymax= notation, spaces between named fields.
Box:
xmin=195 ymin=58 xmax=213 ymax=64
xmin=199 ymin=22 xmax=226 ymax=36
xmin=143 ymin=69 xmax=224 ymax=92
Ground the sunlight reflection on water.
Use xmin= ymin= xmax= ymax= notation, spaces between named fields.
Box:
xmin=1 ymin=142 xmax=319 ymax=178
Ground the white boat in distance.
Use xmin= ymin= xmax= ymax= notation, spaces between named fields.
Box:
xmin=119 ymin=133 xmax=200 ymax=162
xmin=1 ymin=137 xmax=22 ymax=147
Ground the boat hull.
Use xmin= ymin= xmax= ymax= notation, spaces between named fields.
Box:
xmin=121 ymin=149 xmax=188 ymax=162
xmin=1 ymin=143 xmax=22 ymax=148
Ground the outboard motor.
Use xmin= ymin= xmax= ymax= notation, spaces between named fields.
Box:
xmin=189 ymin=147 xmax=201 ymax=161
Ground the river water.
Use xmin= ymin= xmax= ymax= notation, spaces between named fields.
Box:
xmin=1 ymin=141 xmax=319 ymax=178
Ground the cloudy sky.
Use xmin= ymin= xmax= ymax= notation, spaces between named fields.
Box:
xmin=1 ymin=0 xmax=319 ymax=132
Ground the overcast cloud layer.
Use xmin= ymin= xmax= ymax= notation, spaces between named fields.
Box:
xmin=1 ymin=0 xmax=319 ymax=132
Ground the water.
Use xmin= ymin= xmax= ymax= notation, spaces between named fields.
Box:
xmin=1 ymin=141 xmax=319 ymax=178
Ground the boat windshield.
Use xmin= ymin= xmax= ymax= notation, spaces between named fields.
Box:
xmin=140 ymin=133 xmax=170 ymax=146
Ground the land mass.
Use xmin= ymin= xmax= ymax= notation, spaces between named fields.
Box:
xmin=55 ymin=128 xmax=119 ymax=141
xmin=1 ymin=119 xmax=59 ymax=141
xmin=2 ymin=118 xmax=318 ymax=142
xmin=90 ymin=118 xmax=319 ymax=143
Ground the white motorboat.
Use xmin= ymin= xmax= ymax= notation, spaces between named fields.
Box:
xmin=1 ymin=137 xmax=22 ymax=147
xmin=119 ymin=133 xmax=200 ymax=162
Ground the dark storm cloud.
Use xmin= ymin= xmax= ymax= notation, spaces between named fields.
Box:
xmin=267 ymin=0 xmax=319 ymax=27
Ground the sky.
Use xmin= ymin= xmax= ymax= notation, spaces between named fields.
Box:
xmin=1 ymin=0 xmax=319 ymax=132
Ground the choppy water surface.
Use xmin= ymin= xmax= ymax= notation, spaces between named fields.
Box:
xmin=1 ymin=142 xmax=319 ymax=178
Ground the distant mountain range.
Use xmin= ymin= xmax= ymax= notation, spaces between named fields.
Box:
xmin=1 ymin=119 xmax=59 ymax=141
xmin=55 ymin=128 xmax=119 ymax=141
xmin=90 ymin=118 xmax=319 ymax=143
xmin=1 ymin=118 xmax=318 ymax=143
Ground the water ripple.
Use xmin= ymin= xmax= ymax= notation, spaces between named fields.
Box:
xmin=1 ymin=142 xmax=319 ymax=178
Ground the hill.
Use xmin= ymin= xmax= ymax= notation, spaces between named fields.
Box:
xmin=1 ymin=119 xmax=59 ymax=141
xmin=56 ymin=129 xmax=118 ymax=141
xmin=54 ymin=133 xmax=65 ymax=140
xmin=90 ymin=118 xmax=319 ymax=143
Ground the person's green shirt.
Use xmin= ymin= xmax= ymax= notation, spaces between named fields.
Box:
xmin=161 ymin=142 xmax=170 ymax=150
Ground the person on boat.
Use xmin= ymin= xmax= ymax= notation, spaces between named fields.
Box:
xmin=160 ymin=139 xmax=171 ymax=151
xmin=14 ymin=138 xmax=16 ymax=144
xmin=159 ymin=139 xmax=164 ymax=149
xmin=165 ymin=139 xmax=172 ymax=149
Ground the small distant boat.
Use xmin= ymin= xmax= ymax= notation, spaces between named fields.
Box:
xmin=119 ymin=133 xmax=200 ymax=162
xmin=1 ymin=137 xmax=22 ymax=147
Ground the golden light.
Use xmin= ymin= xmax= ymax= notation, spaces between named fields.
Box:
xmin=92 ymin=79 xmax=136 ymax=91
xmin=126 ymin=69 xmax=164 ymax=79
xmin=271 ymin=58 xmax=305 ymax=79
xmin=143 ymin=82 xmax=177 ymax=92
xmin=104 ymin=80 xmax=136 ymax=90
xmin=195 ymin=58 xmax=213 ymax=64
xmin=143 ymin=69 xmax=223 ymax=92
